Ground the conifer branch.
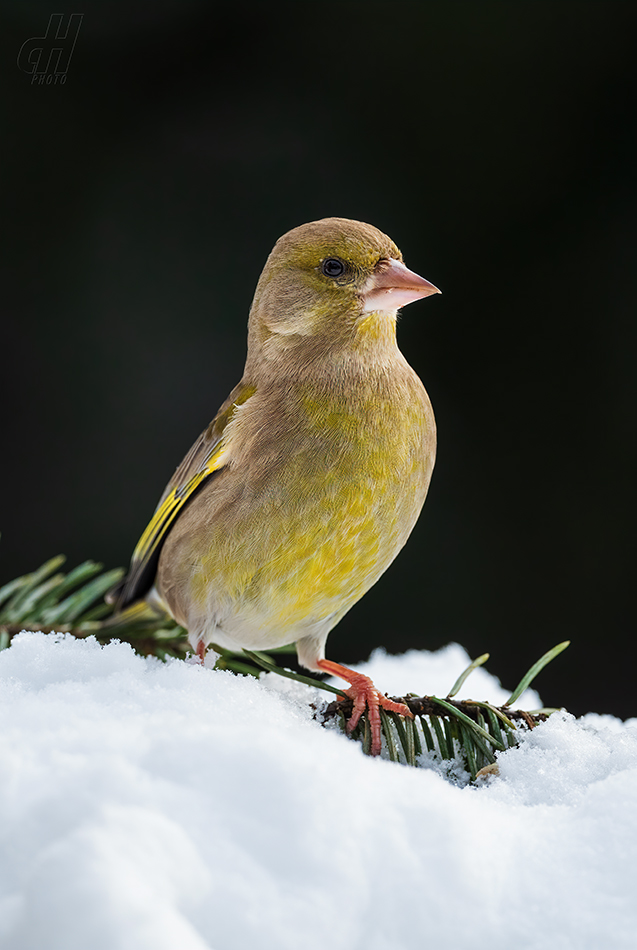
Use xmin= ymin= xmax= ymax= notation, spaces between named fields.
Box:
xmin=0 ymin=555 xmax=569 ymax=780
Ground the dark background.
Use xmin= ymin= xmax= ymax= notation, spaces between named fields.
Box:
xmin=2 ymin=2 xmax=636 ymax=716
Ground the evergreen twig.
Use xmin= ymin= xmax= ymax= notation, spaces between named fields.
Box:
xmin=0 ymin=555 xmax=569 ymax=781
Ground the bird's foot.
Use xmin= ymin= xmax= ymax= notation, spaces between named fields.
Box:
xmin=316 ymin=659 xmax=413 ymax=756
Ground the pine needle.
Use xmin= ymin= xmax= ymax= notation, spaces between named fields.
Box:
xmin=447 ymin=652 xmax=490 ymax=698
xmin=504 ymin=641 xmax=570 ymax=707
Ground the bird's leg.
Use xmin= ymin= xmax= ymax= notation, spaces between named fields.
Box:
xmin=196 ymin=640 xmax=207 ymax=664
xmin=316 ymin=659 xmax=414 ymax=756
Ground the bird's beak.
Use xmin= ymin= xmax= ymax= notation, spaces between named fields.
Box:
xmin=361 ymin=258 xmax=441 ymax=312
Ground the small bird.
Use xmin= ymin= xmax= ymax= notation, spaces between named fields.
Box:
xmin=115 ymin=218 xmax=439 ymax=755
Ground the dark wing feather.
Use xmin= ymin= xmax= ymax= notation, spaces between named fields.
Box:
xmin=115 ymin=380 xmax=255 ymax=609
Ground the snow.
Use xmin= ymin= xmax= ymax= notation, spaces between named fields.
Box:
xmin=1 ymin=632 xmax=636 ymax=950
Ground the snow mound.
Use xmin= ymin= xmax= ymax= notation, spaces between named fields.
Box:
xmin=0 ymin=631 xmax=636 ymax=950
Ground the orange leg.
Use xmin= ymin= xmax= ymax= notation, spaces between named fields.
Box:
xmin=196 ymin=640 xmax=207 ymax=664
xmin=317 ymin=659 xmax=414 ymax=757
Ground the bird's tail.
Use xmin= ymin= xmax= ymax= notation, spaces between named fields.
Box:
xmin=101 ymin=596 xmax=170 ymax=631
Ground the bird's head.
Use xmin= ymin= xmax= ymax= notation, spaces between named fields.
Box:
xmin=246 ymin=218 xmax=439 ymax=369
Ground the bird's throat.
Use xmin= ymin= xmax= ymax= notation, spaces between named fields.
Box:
xmin=354 ymin=309 xmax=398 ymax=348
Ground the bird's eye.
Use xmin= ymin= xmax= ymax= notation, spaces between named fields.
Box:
xmin=321 ymin=258 xmax=346 ymax=279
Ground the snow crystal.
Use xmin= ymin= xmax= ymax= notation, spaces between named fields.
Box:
xmin=0 ymin=631 xmax=635 ymax=950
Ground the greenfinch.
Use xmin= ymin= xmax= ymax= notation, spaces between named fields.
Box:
xmin=115 ymin=218 xmax=440 ymax=755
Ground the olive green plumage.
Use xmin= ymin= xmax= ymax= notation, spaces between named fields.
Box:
xmin=117 ymin=217 xmax=438 ymax=674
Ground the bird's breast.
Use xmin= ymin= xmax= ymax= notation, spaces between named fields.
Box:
xmin=158 ymin=360 xmax=435 ymax=638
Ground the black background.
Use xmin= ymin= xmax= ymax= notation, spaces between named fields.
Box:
xmin=2 ymin=2 xmax=636 ymax=716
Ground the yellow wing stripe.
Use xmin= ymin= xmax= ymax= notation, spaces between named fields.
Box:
xmin=132 ymin=444 xmax=227 ymax=566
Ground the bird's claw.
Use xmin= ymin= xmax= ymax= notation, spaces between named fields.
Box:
xmin=342 ymin=675 xmax=413 ymax=755
xmin=316 ymin=659 xmax=413 ymax=756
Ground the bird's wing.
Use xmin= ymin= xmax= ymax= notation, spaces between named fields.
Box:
xmin=115 ymin=380 xmax=255 ymax=609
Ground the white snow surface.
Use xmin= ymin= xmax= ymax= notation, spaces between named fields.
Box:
xmin=1 ymin=632 xmax=636 ymax=950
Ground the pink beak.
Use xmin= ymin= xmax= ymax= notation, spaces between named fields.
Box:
xmin=362 ymin=258 xmax=441 ymax=312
